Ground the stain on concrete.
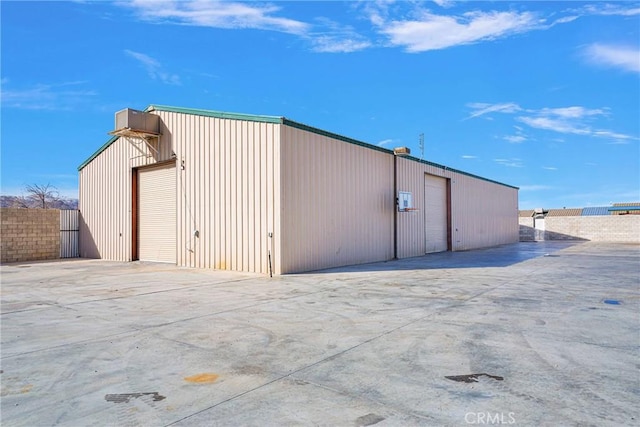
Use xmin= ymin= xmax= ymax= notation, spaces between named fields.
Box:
xmin=355 ymin=413 xmax=385 ymax=426
xmin=184 ymin=373 xmax=219 ymax=383
xmin=233 ymin=365 xmax=263 ymax=376
xmin=105 ymin=392 xmax=165 ymax=403
xmin=445 ymin=373 xmax=504 ymax=383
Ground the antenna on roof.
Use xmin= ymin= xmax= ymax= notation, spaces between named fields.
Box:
xmin=419 ymin=133 xmax=424 ymax=160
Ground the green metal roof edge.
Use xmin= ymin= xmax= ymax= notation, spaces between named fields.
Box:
xmin=78 ymin=134 xmax=119 ymax=171
xmin=147 ymin=104 xmax=283 ymax=123
xmin=408 ymin=156 xmax=519 ymax=190
xmin=282 ymin=118 xmax=393 ymax=155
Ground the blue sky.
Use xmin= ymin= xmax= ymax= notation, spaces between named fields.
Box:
xmin=1 ymin=1 xmax=639 ymax=209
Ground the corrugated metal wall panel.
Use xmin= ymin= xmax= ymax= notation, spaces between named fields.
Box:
xmin=396 ymin=158 xmax=518 ymax=257
xmin=151 ymin=111 xmax=280 ymax=274
xmin=60 ymin=210 xmax=79 ymax=258
xmin=450 ymin=173 xmax=518 ymax=250
xmin=79 ymin=114 xmax=174 ymax=261
xmin=280 ymin=125 xmax=394 ymax=274
xmin=396 ymin=158 xmax=426 ymax=258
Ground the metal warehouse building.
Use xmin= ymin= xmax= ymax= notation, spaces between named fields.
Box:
xmin=78 ymin=105 xmax=519 ymax=274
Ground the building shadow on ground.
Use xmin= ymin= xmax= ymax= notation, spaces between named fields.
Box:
xmin=308 ymin=241 xmax=582 ymax=274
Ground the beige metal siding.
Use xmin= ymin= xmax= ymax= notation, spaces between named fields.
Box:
xmin=424 ymin=174 xmax=448 ymax=253
xmin=280 ymin=125 xmax=394 ymax=273
xmin=138 ymin=164 xmax=176 ymax=263
xmin=450 ymin=174 xmax=518 ymax=250
xmin=396 ymin=158 xmax=426 ymax=258
xmin=396 ymin=157 xmax=518 ymax=257
xmin=79 ymin=131 xmax=168 ymax=261
xmin=152 ymin=111 xmax=280 ymax=274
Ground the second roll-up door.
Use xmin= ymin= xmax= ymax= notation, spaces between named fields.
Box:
xmin=425 ymin=174 xmax=448 ymax=253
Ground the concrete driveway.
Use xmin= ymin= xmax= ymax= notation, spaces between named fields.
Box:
xmin=1 ymin=242 xmax=638 ymax=426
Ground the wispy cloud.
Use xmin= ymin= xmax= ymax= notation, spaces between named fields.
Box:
xmin=582 ymin=4 xmax=640 ymax=17
xmin=310 ymin=34 xmax=371 ymax=53
xmin=503 ymin=135 xmax=526 ymax=143
xmin=539 ymin=106 xmax=609 ymax=119
xmin=465 ymin=102 xmax=521 ymax=119
xmin=308 ymin=17 xmax=371 ymax=53
xmin=377 ymin=10 xmax=542 ymax=52
xmin=124 ymin=50 xmax=181 ymax=85
xmin=432 ymin=0 xmax=455 ymax=8
xmin=516 ymin=107 xmax=635 ymax=142
xmin=466 ymin=102 xmax=637 ymax=143
xmin=124 ymin=0 xmax=309 ymax=35
xmin=517 ymin=116 xmax=589 ymax=135
xmin=364 ymin=2 xmax=639 ymax=54
xmin=583 ymin=43 xmax=640 ymax=73
xmin=494 ymin=158 xmax=524 ymax=168
xmin=461 ymin=155 xmax=477 ymax=159
xmin=542 ymin=166 xmax=558 ymax=171
xmin=0 ymin=80 xmax=97 ymax=110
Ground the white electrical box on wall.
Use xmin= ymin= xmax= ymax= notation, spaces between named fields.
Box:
xmin=398 ymin=191 xmax=414 ymax=211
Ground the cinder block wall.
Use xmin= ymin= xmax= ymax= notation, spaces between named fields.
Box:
xmin=1 ymin=208 xmax=60 ymax=263
xmin=518 ymin=215 xmax=640 ymax=242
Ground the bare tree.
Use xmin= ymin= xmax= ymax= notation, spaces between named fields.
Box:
xmin=9 ymin=195 xmax=31 ymax=208
xmin=25 ymin=183 xmax=59 ymax=209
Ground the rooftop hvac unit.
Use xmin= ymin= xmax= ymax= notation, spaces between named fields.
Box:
xmin=393 ymin=146 xmax=411 ymax=156
xmin=114 ymin=108 xmax=159 ymax=134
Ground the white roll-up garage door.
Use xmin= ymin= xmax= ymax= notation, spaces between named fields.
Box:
xmin=138 ymin=163 xmax=176 ymax=263
xmin=425 ymin=174 xmax=448 ymax=253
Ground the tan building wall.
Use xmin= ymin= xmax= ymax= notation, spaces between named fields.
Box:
xmin=79 ymin=130 xmax=162 ymax=261
xmin=279 ymin=124 xmax=394 ymax=273
xmin=449 ymin=172 xmax=519 ymax=250
xmin=155 ymin=110 xmax=280 ymax=274
xmin=1 ymin=208 xmax=60 ymax=263
xmin=396 ymin=158 xmax=519 ymax=258
xmin=79 ymin=109 xmax=280 ymax=274
xmin=79 ymin=106 xmax=519 ymax=274
xmin=519 ymin=216 xmax=640 ymax=242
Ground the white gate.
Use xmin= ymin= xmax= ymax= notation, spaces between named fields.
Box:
xmin=60 ymin=210 xmax=79 ymax=258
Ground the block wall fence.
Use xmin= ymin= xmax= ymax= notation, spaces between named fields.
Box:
xmin=519 ymin=215 xmax=640 ymax=243
xmin=1 ymin=208 xmax=60 ymax=263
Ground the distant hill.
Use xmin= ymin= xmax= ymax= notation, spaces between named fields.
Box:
xmin=0 ymin=195 xmax=78 ymax=209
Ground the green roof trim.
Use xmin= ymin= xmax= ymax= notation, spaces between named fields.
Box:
xmin=408 ymin=156 xmax=519 ymax=190
xmin=78 ymin=134 xmax=119 ymax=171
xmin=282 ymin=118 xmax=392 ymax=155
xmin=77 ymin=104 xmax=518 ymax=189
xmin=147 ymin=104 xmax=283 ymax=124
